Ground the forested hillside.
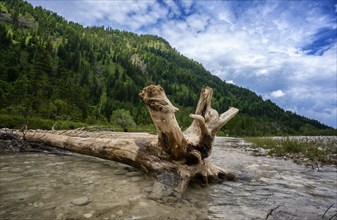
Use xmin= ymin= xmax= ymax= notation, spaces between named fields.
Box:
xmin=0 ymin=0 xmax=335 ymax=136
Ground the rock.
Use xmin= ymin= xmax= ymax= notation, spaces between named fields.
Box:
xmin=21 ymin=172 xmax=33 ymax=177
xmin=109 ymin=201 xmax=127 ymax=209
xmin=71 ymin=196 xmax=91 ymax=206
xmin=138 ymin=201 xmax=148 ymax=207
xmin=9 ymin=168 xmax=24 ymax=173
xmin=116 ymin=210 xmax=123 ymax=217
xmin=130 ymin=176 xmax=141 ymax=182
xmin=161 ymin=196 xmax=177 ymax=204
xmin=83 ymin=213 xmax=93 ymax=218
xmin=149 ymin=182 xmax=168 ymax=199
xmin=252 ymin=148 xmax=268 ymax=156
xmin=259 ymin=149 xmax=268 ymax=156
xmin=33 ymin=202 xmax=44 ymax=207
xmin=128 ymin=195 xmax=142 ymax=205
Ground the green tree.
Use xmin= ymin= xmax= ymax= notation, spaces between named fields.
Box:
xmin=0 ymin=0 xmax=334 ymax=135
xmin=11 ymin=7 xmax=19 ymax=30
xmin=110 ymin=109 xmax=136 ymax=132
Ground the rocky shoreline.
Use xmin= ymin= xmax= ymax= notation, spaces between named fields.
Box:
xmin=217 ymin=136 xmax=337 ymax=169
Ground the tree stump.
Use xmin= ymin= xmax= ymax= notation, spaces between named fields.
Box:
xmin=19 ymin=85 xmax=239 ymax=195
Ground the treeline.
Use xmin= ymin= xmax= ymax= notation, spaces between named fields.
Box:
xmin=0 ymin=0 xmax=335 ymax=136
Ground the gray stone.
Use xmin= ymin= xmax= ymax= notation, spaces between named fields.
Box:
xmin=9 ymin=168 xmax=24 ymax=173
xmin=71 ymin=196 xmax=91 ymax=206
xmin=116 ymin=210 xmax=123 ymax=217
xmin=130 ymin=176 xmax=141 ymax=182
xmin=138 ymin=201 xmax=148 ymax=207
xmin=33 ymin=202 xmax=44 ymax=207
xmin=83 ymin=212 xmax=94 ymax=218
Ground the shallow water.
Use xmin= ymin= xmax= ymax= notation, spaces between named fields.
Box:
xmin=0 ymin=137 xmax=336 ymax=220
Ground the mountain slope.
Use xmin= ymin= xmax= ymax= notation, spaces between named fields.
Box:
xmin=0 ymin=0 xmax=335 ymax=136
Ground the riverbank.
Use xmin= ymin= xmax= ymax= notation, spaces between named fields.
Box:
xmin=1 ymin=134 xmax=336 ymax=219
xmin=243 ymin=136 xmax=337 ymax=167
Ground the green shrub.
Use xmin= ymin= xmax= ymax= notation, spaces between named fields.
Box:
xmin=27 ymin=117 xmax=54 ymax=130
xmin=282 ymin=138 xmax=304 ymax=153
xmin=0 ymin=114 xmax=87 ymax=130
xmin=244 ymin=136 xmax=337 ymax=165
xmin=0 ymin=114 xmax=25 ymax=128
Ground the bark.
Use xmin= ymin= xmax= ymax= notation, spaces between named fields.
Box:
xmin=18 ymin=85 xmax=239 ymax=195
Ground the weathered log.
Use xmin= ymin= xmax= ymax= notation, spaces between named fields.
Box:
xmin=19 ymin=85 xmax=239 ymax=195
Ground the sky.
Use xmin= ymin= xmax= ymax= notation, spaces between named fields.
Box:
xmin=27 ymin=0 xmax=337 ymax=128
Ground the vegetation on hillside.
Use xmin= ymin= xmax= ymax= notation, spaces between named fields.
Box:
xmin=110 ymin=109 xmax=136 ymax=132
xmin=0 ymin=0 xmax=336 ymax=136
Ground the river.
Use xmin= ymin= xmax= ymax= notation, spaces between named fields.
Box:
xmin=0 ymin=137 xmax=336 ymax=219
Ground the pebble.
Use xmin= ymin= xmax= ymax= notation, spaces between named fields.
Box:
xmin=116 ymin=210 xmax=123 ymax=217
xmin=33 ymin=202 xmax=44 ymax=207
xmin=128 ymin=196 xmax=141 ymax=205
xmin=9 ymin=168 xmax=24 ymax=173
xmin=21 ymin=172 xmax=33 ymax=177
xmin=161 ymin=196 xmax=177 ymax=204
xmin=71 ymin=196 xmax=91 ymax=206
xmin=138 ymin=201 xmax=148 ymax=207
xmin=252 ymin=148 xmax=268 ymax=156
xmin=130 ymin=176 xmax=141 ymax=182
xmin=83 ymin=213 xmax=93 ymax=218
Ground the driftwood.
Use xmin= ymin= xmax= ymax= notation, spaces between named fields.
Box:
xmin=20 ymin=85 xmax=239 ymax=195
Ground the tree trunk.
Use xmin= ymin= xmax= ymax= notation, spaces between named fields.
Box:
xmin=19 ymin=85 xmax=239 ymax=195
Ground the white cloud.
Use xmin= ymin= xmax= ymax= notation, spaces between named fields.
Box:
xmin=163 ymin=0 xmax=181 ymax=18
xmin=60 ymin=0 xmax=169 ymax=31
xmin=186 ymin=13 xmax=210 ymax=32
xmin=256 ymin=69 xmax=269 ymax=76
xmin=271 ymin=90 xmax=285 ymax=98
xmin=26 ymin=0 xmax=337 ymax=128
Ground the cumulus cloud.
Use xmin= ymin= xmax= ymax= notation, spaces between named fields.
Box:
xmin=271 ymin=90 xmax=285 ymax=98
xmin=27 ymin=0 xmax=337 ymax=128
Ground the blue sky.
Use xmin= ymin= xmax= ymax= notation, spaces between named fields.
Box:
xmin=27 ymin=0 xmax=337 ymax=128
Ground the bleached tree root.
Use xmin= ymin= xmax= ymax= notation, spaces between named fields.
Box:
xmin=17 ymin=85 xmax=239 ymax=195
xmin=20 ymin=130 xmax=233 ymax=195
